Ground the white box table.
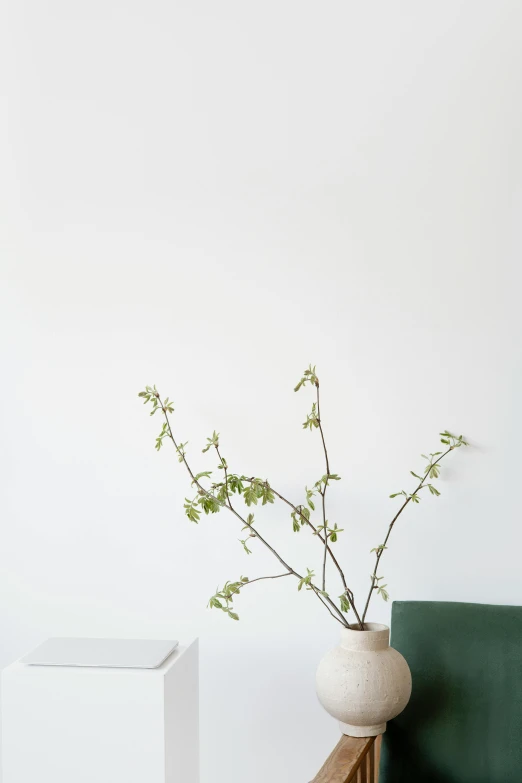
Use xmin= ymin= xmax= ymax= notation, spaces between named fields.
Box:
xmin=2 ymin=638 xmax=199 ymax=783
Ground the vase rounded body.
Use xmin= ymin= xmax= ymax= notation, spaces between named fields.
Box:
xmin=316 ymin=623 xmax=412 ymax=737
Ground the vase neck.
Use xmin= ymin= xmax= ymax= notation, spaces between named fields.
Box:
xmin=340 ymin=623 xmax=390 ymax=652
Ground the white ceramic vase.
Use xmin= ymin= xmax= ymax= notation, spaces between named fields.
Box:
xmin=316 ymin=623 xmax=412 ymax=737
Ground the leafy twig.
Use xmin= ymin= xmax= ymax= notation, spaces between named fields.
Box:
xmin=209 ymin=573 xmax=291 ymax=620
xmin=295 ymin=368 xmax=332 ymax=592
xmin=361 ymin=432 xmax=468 ymax=624
xmin=139 ymin=387 xmax=349 ymax=627
xmin=294 ymin=368 xmax=361 ymax=626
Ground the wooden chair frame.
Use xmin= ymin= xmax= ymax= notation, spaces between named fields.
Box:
xmin=311 ymin=734 xmax=382 ymax=783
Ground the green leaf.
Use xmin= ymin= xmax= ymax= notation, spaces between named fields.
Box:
xmin=242 ymin=483 xmax=258 ymax=507
xmin=155 ymin=438 xmax=163 ymax=451
xmin=327 ymin=523 xmax=343 ymax=544
xmin=198 ymin=494 xmax=221 ymax=515
xmin=377 ymin=585 xmax=389 ymax=602
xmin=202 ymin=430 xmax=220 ymax=453
xmin=339 ymin=593 xmax=351 ymax=613
xmin=294 ymin=364 xmax=319 ymax=392
xmin=260 ymin=482 xmax=275 ymax=506
xmin=302 ymin=402 xmax=320 ymax=431
xmin=193 ymin=471 xmax=212 ymax=484
xmin=305 ymin=486 xmax=316 ymax=510
xmin=227 ymin=475 xmax=244 ymax=494
xmin=297 ymin=568 xmax=315 ymax=591
xmin=183 ymin=498 xmax=201 ymax=523
xmin=175 ymin=442 xmax=188 ymax=463
xmin=228 ymin=611 xmax=239 ymax=621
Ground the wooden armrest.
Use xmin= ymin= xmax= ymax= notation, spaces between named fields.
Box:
xmin=311 ymin=734 xmax=382 ymax=783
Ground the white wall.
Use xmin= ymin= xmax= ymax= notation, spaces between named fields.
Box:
xmin=1 ymin=2 xmax=522 ymax=781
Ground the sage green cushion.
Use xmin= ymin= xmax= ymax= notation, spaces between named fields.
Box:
xmin=379 ymin=601 xmax=522 ymax=783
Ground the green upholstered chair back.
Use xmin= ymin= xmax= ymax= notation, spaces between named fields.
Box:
xmin=379 ymin=601 xmax=522 ymax=783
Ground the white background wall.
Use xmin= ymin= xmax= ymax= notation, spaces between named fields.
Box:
xmin=1 ymin=2 xmax=522 ymax=781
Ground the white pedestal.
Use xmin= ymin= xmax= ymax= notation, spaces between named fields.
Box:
xmin=2 ymin=639 xmax=199 ymax=783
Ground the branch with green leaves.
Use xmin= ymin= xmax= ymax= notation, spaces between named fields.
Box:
xmin=208 ymin=574 xmax=294 ymax=621
xmin=295 ymin=367 xmax=332 ymax=594
xmin=139 ymin=375 xmax=469 ymax=631
xmin=138 ymin=385 xmax=350 ymax=627
xmin=361 ymin=432 xmax=469 ymax=624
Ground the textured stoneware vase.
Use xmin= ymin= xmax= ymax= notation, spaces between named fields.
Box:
xmin=316 ymin=623 xmax=412 ymax=737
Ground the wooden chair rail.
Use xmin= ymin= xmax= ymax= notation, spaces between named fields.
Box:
xmin=311 ymin=734 xmax=382 ymax=783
